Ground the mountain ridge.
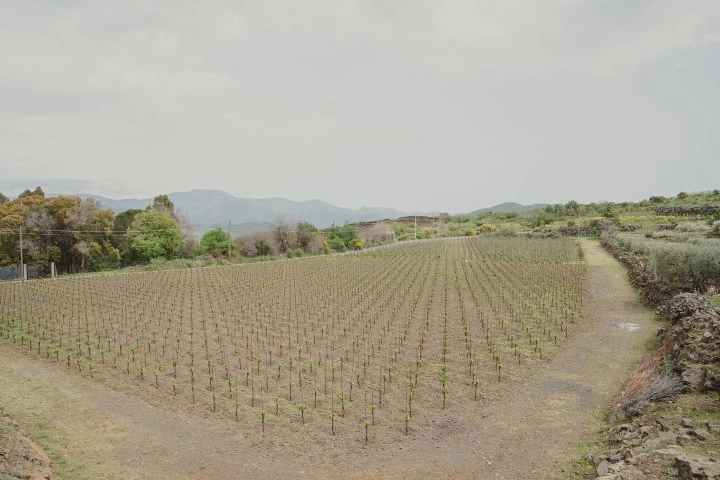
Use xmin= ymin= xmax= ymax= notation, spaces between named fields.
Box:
xmin=65 ymin=190 xmax=408 ymax=234
xmin=468 ymin=202 xmax=548 ymax=215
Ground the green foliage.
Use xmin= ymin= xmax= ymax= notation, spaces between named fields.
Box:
xmin=254 ymin=238 xmax=273 ymax=256
xmin=150 ymin=194 xmax=175 ymax=218
xmin=614 ymin=232 xmax=720 ymax=292
xmin=285 ymin=247 xmax=306 ymax=258
xmin=498 ymin=223 xmax=520 ymax=237
xmin=324 ymin=225 xmax=362 ymax=251
xmin=127 ymin=210 xmax=185 ymax=261
xmin=598 ymin=203 xmax=615 ymax=218
xmin=296 ymin=222 xmax=318 ymax=250
xmin=113 ymin=209 xmax=143 ymax=262
xmin=197 ymin=228 xmax=233 ymax=258
xmin=710 ymin=221 xmax=720 ymax=238
xmin=565 ymin=200 xmax=580 ymax=216
xmin=18 ymin=187 xmax=44 ymax=199
xmin=530 ymin=211 xmax=555 ymax=228
xmin=88 ymin=242 xmax=121 ymax=269
xmin=0 ymin=193 xmax=8 ymax=204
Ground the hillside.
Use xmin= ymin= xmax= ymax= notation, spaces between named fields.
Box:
xmin=468 ymin=202 xmax=548 ymax=215
xmin=71 ymin=190 xmax=407 ymax=233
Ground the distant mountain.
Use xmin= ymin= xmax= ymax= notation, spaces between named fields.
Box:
xmin=468 ymin=202 xmax=548 ymax=215
xmin=70 ymin=190 xmax=407 ymax=234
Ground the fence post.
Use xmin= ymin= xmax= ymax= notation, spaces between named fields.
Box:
xmin=51 ymin=262 xmax=56 ymax=279
xmin=22 ymin=264 xmax=27 ymax=281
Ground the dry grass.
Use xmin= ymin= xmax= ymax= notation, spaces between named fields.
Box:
xmin=613 ymin=335 xmax=683 ymax=417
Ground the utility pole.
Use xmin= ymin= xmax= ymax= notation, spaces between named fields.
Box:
xmin=227 ymin=220 xmax=232 ymax=261
xmin=19 ymin=226 xmax=24 ymax=282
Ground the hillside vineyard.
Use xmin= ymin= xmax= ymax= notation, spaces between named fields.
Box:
xmin=0 ymin=237 xmax=586 ymax=442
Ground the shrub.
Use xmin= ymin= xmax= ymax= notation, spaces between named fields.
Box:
xmin=498 ymin=224 xmax=519 ymax=237
xmin=479 ymin=224 xmax=497 ymax=233
xmin=615 ymin=232 xmax=720 ymax=291
xmin=676 ymin=192 xmax=689 ymax=199
xmin=710 ymin=221 xmax=720 ymax=238
xmin=675 ymin=222 xmax=711 ymax=234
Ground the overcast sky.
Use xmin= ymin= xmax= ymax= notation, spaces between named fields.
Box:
xmin=1 ymin=1 xmax=719 ymax=213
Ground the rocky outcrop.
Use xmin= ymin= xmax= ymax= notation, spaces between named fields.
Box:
xmin=662 ymin=294 xmax=720 ymax=393
xmin=589 ymin=290 xmax=720 ymax=479
xmin=591 ymin=416 xmax=720 ymax=479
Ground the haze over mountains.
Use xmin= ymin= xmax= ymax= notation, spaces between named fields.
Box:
xmin=73 ymin=190 xmax=406 ymax=234
xmin=468 ymin=202 xmax=549 ymax=216
xmin=62 ymin=190 xmax=546 ymax=235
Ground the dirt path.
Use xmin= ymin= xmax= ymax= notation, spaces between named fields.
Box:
xmin=0 ymin=240 xmax=659 ymax=479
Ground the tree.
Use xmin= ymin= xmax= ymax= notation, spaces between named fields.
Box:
xmin=197 ymin=228 xmax=233 ymax=258
xmin=273 ymin=217 xmax=294 ymax=253
xmin=175 ymin=210 xmax=196 ymax=256
xmin=254 ymin=238 xmax=273 ymax=256
xmin=296 ymin=221 xmax=318 ymax=251
xmin=113 ymin=209 xmax=143 ymax=264
xmin=598 ymin=203 xmax=615 ymax=218
xmin=67 ymin=199 xmax=115 ymax=270
xmin=151 ymin=194 xmax=175 ymax=218
xmin=127 ymin=210 xmax=185 ymax=261
xmin=24 ymin=208 xmax=58 ymax=266
xmin=565 ymin=200 xmax=580 ymax=216
xmin=0 ymin=193 xmax=8 ymax=204
xmin=18 ymin=187 xmax=44 ymax=199
xmin=324 ymin=225 xmax=362 ymax=251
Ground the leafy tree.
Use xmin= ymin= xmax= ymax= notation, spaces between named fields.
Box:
xmin=296 ymin=221 xmax=318 ymax=251
xmin=598 ymin=203 xmax=616 ymax=218
xmin=530 ymin=211 xmax=554 ymax=228
xmin=0 ymin=193 xmax=8 ymax=204
xmin=565 ymin=200 xmax=580 ymax=216
xmin=150 ymin=194 xmax=175 ymax=218
xmin=254 ymin=238 xmax=273 ymax=256
xmin=324 ymin=225 xmax=362 ymax=251
xmin=114 ymin=209 xmax=143 ymax=233
xmin=127 ymin=210 xmax=185 ymax=261
xmin=0 ymin=193 xmax=115 ymax=271
xmin=197 ymin=228 xmax=234 ymax=258
xmin=18 ymin=186 xmax=44 ymax=199
xmin=113 ymin=209 xmax=143 ymax=263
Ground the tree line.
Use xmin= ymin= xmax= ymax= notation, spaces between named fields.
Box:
xmin=0 ymin=187 xmax=364 ymax=273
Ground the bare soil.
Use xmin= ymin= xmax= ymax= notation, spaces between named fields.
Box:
xmin=0 ymin=410 xmax=57 ymax=480
xmin=0 ymin=240 xmax=658 ymax=479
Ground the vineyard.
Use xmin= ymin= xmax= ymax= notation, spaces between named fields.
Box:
xmin=0 ymin=237 xmax=586 ymax=446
